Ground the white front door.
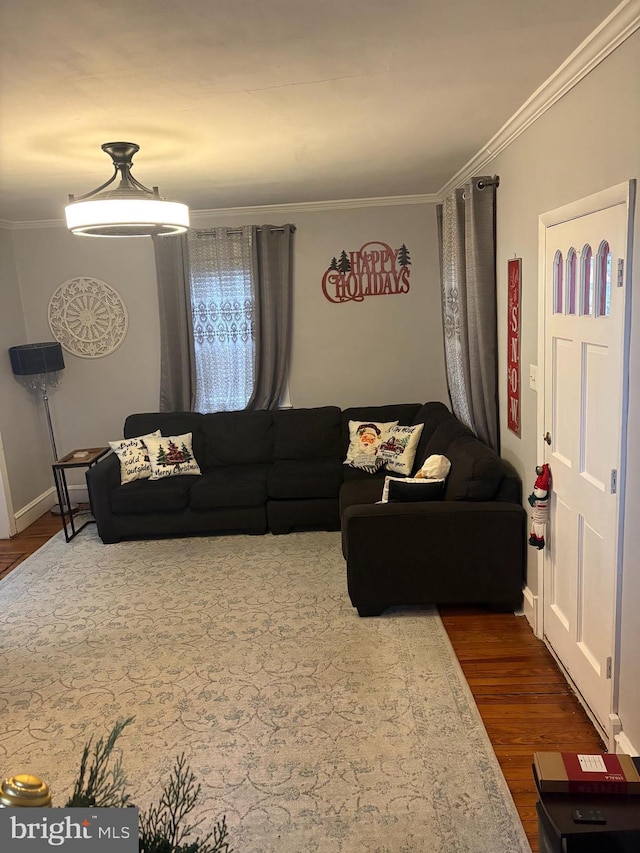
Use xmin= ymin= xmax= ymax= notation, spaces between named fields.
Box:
xmin=541 ymin=187 xmax=630 ymax=737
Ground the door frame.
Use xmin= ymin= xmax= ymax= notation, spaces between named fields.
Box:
xmin=535 ymin=180 xmax=635 ymax=747
xmin=0 ymin=427 xmax=17 ymax=539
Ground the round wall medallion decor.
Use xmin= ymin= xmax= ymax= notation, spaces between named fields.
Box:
xmin=48 ymin=277 xmax=129 ymax=359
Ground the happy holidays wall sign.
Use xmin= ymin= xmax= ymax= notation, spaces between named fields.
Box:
xmin=322 ymin=241 xmax=411 ymax=303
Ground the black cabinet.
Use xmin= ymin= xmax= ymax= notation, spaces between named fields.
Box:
xmin=536 ymin=758 xmax=640 ymax=852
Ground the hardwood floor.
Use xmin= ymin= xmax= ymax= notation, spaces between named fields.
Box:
xmin=2 ymin=515 xmax=603 ymax=852
xmin=440 ymin=607 xmax=604 ymax=850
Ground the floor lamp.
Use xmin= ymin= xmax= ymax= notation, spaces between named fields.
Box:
xmin=9 ymin=341 xmax=76 ymax=515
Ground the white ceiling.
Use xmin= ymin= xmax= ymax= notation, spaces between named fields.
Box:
xmin=0 ymin=0 xmax=622 ymax=223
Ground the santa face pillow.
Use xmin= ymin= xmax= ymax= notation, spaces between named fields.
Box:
xmin=344 ymin=420 xmax=398 ymax=473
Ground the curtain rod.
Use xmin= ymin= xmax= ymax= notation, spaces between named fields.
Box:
xmin=194 ymin=225 xmax=296 ymax=238
xmin=476 ymin=176 xmax=500 ymax=189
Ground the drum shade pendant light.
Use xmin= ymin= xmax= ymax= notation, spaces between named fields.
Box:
xmin=65 ymin=142 xmax=189 ymax=237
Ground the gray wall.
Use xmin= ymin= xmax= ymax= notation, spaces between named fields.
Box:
xmin=2 ymin=201 xmax=446 ymax=499
xmin=0 ymin=228 xmax=52 ymax=511
xmin=490 ymin=32 xmax=640 ymax=751
xmin=190 ymin=203 xmax=446 ymax=409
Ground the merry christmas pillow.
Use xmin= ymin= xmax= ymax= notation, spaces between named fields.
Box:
xmin=144 ymin=433 xmax=201 ymax=480
xmin=109 ymin=430 xmax=161 ymax=484
xmin=344 ymin=420 xmax=398 ymax=474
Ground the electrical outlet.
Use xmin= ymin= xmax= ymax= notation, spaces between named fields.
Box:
xmin=529 ymin=365 xmax=538 ymax=391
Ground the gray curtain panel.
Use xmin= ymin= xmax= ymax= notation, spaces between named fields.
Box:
xmin=152 ymin=234 xmax=196 ymax=412
xmin=437 ymin=178 xmax=499 ymax=452
xmin=246 ymin=224 xmax=294 ymax=411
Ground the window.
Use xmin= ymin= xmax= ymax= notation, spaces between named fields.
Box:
xmin=595 ymin=240 xmax=612 ymax=317
xmin=566 ymin=248 xmax=577 ymax=314
xmin=188 ymin=227 xmax=255 ymax=412
xmin=580 ymin=244 xmax=593 ymax=316
xmin=553 ymin=250 xmax=563 ymax=314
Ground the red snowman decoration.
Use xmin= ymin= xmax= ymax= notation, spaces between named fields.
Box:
xmin=528 ymin=463 xmax=551 ymax=550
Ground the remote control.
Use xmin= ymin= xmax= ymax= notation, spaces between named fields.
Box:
xmin=573 ymin=808 xmax=606 ymax=824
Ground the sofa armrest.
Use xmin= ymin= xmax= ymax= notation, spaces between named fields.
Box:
xmin=86 ymin=452 xmax=121 ymax=543
xmin=342 ymin=500 xmax=526 ymax=611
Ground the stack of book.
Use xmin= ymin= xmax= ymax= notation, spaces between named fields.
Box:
xmin=534 ymin=752 xmax=640 ymax=795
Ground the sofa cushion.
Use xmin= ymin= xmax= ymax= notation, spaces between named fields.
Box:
xmin=421 ymin=417 xmax=476 ymax=459
xmin=201 ymin=410 xmax=274 ymax=467
xmin=411 ymin=402 xmax=456 ymax=472
xmin=110 ymin=476 xmax=198 ymax=515
xmin=445 ymin=436 xmax=504 ymax=501
xmin=189 ymin=464 xmax=270 ymax=509
xmin=272 ymin=407 xmax=342 ymax=460
xmin=124 ymin=413 xmax=206 ymax=467
xmin=268 ymin=459 xmax=344 ymax=500
xmin=339 ymin=477 xmax=385 ymax=515
xmin=341 ymin=464 xmax=389 ymax=483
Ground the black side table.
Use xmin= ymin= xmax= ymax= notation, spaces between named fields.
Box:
xmin=535 ymin=759 xmax=640 ymax=852
xmin=52 ymin=447 xmax=110 ymax=542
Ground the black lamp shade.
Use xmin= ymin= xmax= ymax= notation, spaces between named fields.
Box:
xmin=9 ymin=342 xmax=65 ymax=376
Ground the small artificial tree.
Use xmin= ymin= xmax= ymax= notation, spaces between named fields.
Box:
xmin=66 ymin=718 xmax=232 ymax=853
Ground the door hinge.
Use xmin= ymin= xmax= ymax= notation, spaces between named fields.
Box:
xmin=610 ymin=470 xmax=617 ymax=494
xmin=606 ymin=657 xmax=612 ymax=679
xmin=617 ymin=259 xmax=624 ymax=287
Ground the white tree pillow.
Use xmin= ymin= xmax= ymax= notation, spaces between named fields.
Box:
xmin=378 ymin=423 xmax=424 ymax=475
xmin=144 ymin=433 xmax=201 ymax=479
xmin=344 ymin=420 xmax=398 ymax=473
xmin=109 ymin=430 xmax=161 ymax=484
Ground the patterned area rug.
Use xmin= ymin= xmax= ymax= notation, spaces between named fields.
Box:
xmin=0 ymin=530 xmax=530 ymax=852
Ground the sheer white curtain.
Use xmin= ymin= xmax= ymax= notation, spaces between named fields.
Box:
xmin=154 ymin=224 xmax=294 ymax=414
xmin=437 ymin=177 xmax=500 ymax=452
xmin=188 ymin=226 xmax=255 ymax=412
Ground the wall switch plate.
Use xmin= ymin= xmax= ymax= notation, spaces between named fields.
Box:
xmin=529 ymin=364 xmax=538 ymax=391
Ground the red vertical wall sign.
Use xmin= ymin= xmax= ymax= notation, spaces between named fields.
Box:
xmin=507 ymin=259 xmax=521 ymax=436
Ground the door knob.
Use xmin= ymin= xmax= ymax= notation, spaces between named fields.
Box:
xmin=544 ymin=432 xmax=552 ymax=445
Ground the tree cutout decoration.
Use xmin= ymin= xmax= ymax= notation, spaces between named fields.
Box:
xmin=337 ymin=250 xmax=351 ymax=273
xmin=397 ymin=244 xmax=411 ymax=267
xmin=328 ymin=257 xmax=338 ymax=271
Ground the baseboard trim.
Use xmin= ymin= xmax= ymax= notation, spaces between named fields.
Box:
xmin=14 ymin=487 xmax=57 ymax=533
xmin=615 ymin=730 xmax=639 ymax=756
xmin=522 ymin=586 xmax=540 ymax=637
xmin=13 ymin=485 xmax=89 ymax=533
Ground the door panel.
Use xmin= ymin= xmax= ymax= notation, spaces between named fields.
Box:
xmin=543 ymin=201 xmax=627 ymax=734
xmin=552 ymin=337 xmax=576 ymax=467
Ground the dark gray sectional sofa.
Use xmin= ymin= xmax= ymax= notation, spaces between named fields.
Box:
xmin=86 ymin=402 xmax=526 ymax=615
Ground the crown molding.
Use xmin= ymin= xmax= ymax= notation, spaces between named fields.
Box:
xmin=189 ymin=194 xmax=440 ymax=221
xmin=0 ymin=217 xmax=66 ymax=231
xmin=437 ymin=0 xmax=640 ymax=198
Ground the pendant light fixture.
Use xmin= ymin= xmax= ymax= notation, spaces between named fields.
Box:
xmin=65 ymin=142 xmax=189 ymax=237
